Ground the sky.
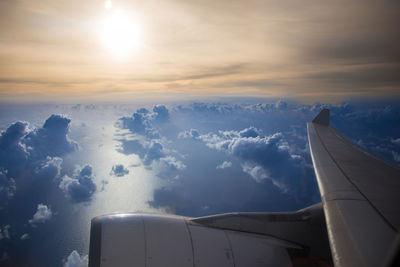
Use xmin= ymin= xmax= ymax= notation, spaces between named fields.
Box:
xmin=0 ymin=0 xmax=399 ymax=102
xmin=0 ymin=1 xmax=400 ymax=266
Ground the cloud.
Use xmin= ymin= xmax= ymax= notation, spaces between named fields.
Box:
xmin=116 ymin=105 xmax=187 ymax=181
xmin=0 ymin=225 xmax=10 ymax=240
xmin=118 ymin=139 xmax=146 ymax=157
xmin=178 ymin=128 xmax=200 ymax=139
xmin=118 ymin=139 xmax=164 ymax=165
xmin=117 ymin=134 xmax=185 ymax=173
xmin=35 ymin=157 xmax=62 ymax=181
xmin=241 ymin=163 xmax=286 ymax=190
xmin=143 ymin=142 xmax=165 ymax=165
xmin=151 ymin=100 xmax=400 ymax=216
xmin=392 ymin=151 xmax=400 ymax=163
xmin=238 ymin=127 xmax=262 ymax=138
xmin=59 ymin=165 xmax=97 ymax=203
xmin=20 ymin=233 xmax=30 ymax=240
xmin=0 ymin=121 xmax=29 ymax=177
xmin=110 ymin=164 xmax=129 ymax=177
xmin=0 ymin=114 xmax=77 ymax=178
xmin=0 ymin=121 xmax=28 ymax=147
xmin=391 ymin=138 xmax=400 ymax=145
xmin=71 ymin=104 xmax=81 ymax=111
xmin=84 ymin=104 xmax=96 ymax=111
xmin=29 ymin=204 xmax=52 ymax=225
xmin=0 ymin=169 xmax=16 ymax=206
xmin=153 ymin=105 xmax=169 ymax=122
xmin=63 ymin=250 xmax=88 ymax=267
xmin=199 ymin=128 xmax=305 ymax=189
xmin=216 ymin=161 xmax=232 ymax=169
xmin=0 ymin=100 xmax=399 ymax=266
xmin=24 ymin=114 xmax=78 ymax=159
xmin=158 ymin=156 xmax=186 ymax=172
xmin=117 ymin=108 xmax=160 ymax=138
xmin=275 ymin=100 xmax=288 ymax=110
xmin=174 ymin=102 xmax=241 ymax=115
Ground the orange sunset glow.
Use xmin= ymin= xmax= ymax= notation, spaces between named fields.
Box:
xmin=0 ymin=0 xmax=399 ymax=102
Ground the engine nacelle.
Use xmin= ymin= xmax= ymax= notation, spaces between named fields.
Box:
xmin=89 ymin=213 xmax=300 ymax=267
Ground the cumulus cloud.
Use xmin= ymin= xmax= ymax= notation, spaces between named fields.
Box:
xmin=153 ymin=105 xmax=169 ymax=122
xmin=59 ymin=165 xmax=97 ymax=203
xmin=110 ymin=164 xmax=129 ymax=177
xmin=178 ymin=128 xmax=200 ymax=139
xmin=0 ymin=169 xmax=16 ymax=206
xmin=118 ymin=108 xmax=160 ymax=138
xmin=118 ymin=139 xmax=146 ymax=157
xmin=159 ymin=156 xmax=186 ymax=172
xmin=199 ymin=128 xmax=304 ymax=189
xmin=116 ymin=105 xmax=187 ymax=181
xmin=117 ymin=136 xmax=185 ymax=174
xmin=29 ymin=204 xmax=52 ymax=225
xmin=35 ymin=157 xmax=63 ymax=181
xmin=238 ymin=127 xmax=262 ymax=138
xmin=143 ymin=142 xmax=165 ymax=165
xmin=118 ymin=139 xmax=164 ymax=164
xmin=63 ymin=250 xmax=88 ymax=267
xmin=0 ymin=121 xmax=29 ymax=177
xmin=24 ymin=115 xmax=78 ymax=159
xmin=216 ymin=161 xmax=232 ymax=169
xmin=0 ymin=114 xmax=77 ymax=179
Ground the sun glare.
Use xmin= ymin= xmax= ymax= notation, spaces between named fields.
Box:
xmin=100 ymin=7 xmax=142 ymax=60
xmin=104 ymin=0 xmax=112 ymax=9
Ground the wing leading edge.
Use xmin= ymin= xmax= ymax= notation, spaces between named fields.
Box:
xmin=308 ymin=109 xmax=400 ymax=267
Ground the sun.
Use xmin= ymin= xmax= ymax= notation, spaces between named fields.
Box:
xmin=99 ymin=7 xmax=143 ymax=59
xmin=104 ymin=0 xmax=112 ymax=9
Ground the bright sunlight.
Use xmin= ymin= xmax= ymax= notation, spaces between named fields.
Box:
xmin=100 ymin=1 xmax=143 ymax=60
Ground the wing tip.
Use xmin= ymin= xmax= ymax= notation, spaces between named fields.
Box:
xmin=312 ymin=109 xmax=330 ymax=126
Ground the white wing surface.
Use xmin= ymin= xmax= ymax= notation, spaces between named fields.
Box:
xmin=308 ymin=109 xmax=400 ymax=267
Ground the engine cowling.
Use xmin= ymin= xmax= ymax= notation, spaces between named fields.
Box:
xmin=89 ymin=213 xmax=300 ymax=267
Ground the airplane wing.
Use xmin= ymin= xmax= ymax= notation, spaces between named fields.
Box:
xmin=307 ymin=109 xmax=400 ymax=267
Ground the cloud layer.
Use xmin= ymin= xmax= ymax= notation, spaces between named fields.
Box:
xmin=146 ymin=100 xmax=400 ymax=216
xmin=0 ymin=100 xmax=399 ymax=266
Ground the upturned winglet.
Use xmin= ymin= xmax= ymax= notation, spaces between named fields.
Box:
xmin=312 ymin=109 xmax=330 ymax=126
